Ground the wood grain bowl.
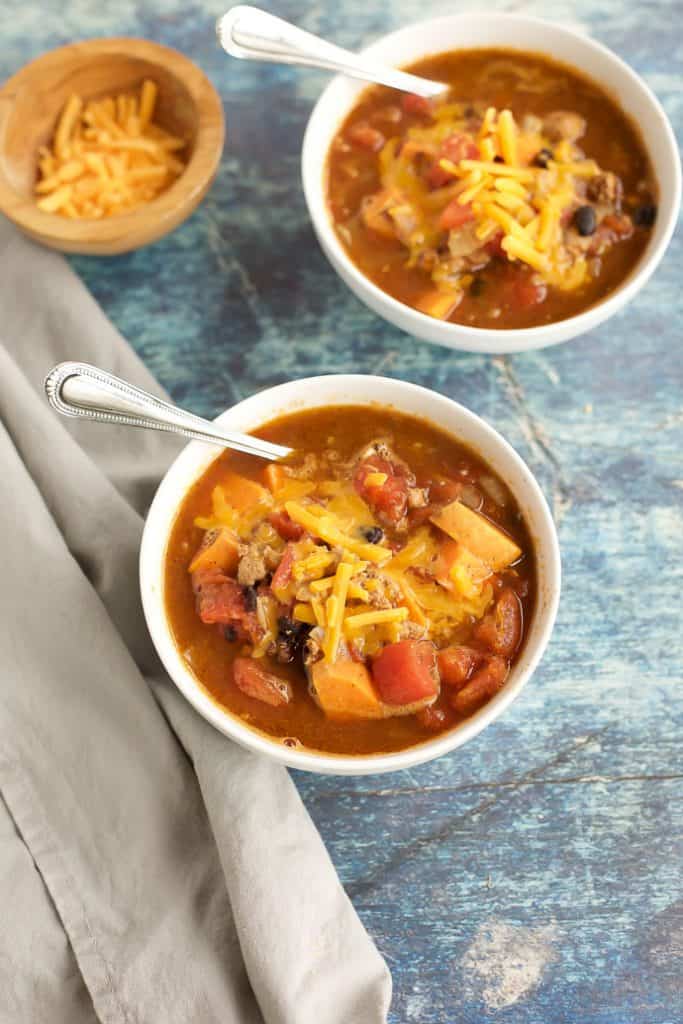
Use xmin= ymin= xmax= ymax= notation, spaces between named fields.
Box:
xmin=0 ymin=38 xmax=225 ymax=254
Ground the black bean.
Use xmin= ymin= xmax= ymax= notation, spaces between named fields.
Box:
xmin=223 ymin=625 xmax=237 ymax=642
xmin=277 ymin=615 xmax=302 ymax=638
xmin=362 ymin=525 xmax=384 ymax=544
xmin=633 ymin=203 xmax=657 ymax=228
xmin=469 ymin=276 xmax=485 ymax=297
xmin=242 ymin=585 xmax=258 ymax=611
xmin=276 ymin=616 xmax=311 ymax=664
xmin=573 ymin=205 xmax=597 ymax=236
xmin=493 ymin=155 xmax=504 ymax=164
xmin=534 ymin=147 xmax=554 ymax=169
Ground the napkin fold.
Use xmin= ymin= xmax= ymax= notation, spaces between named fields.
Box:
xmin=0 ymin=220 xmax=391 ymax=1024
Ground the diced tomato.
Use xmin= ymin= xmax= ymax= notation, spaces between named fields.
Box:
xmin=426 ymin=133 xmax=479 ymax=188
xmin=354 ymin=456 xmax=410 ymax=528
xmin=416 ymin=705 xmax=450 ymax=732
xmin=269 ymin=509 xmax=304 ymax=542
xmin=514 ymin=276 xmax=548 ymax=309
xmin=438 ymin=645 xmax=482 ymax=688
xmin=485 ymin=230 xmax=506 ymax=258
xmin=474 ymin=587 xmax=522 ymax=657
xmin=442 ymin=134 xmax=480 ymax=164
xmin=192 ymin=569 xmax=262 ymax=643
xmin=192 ymin=570 xmax=244 ymax=624
xmin=233 ymin=658 xmax=293 ymax=707
xmin=271 ymin=544 xmax=296 ymax=591
xmin=602 ymin=213 xmax=633 ymax=238
xmin=372 ymin=640 xmax=439 ymax=705
xmin=587 ymin=214 xmax=633 ymax=256
xmin=401 ymin=93 xmax=433 ymax=117
xmin=450 ymin=656 xmax=509 ymax=716
xmin=438 ymin=200 xmax=475 ymax=232
xmin=499 ymin=267 xmax=547 ymax=309
xmin=347 ymin=122 xmax=385 ymax=152
xmin=426 ymin=163 xmax=454 ymax=190
xmin=407 ymin=504 xmax=433 ymax=529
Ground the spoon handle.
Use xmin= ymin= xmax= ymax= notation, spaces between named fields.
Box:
xmin=217 ymin=6 xmax=446 ymax=98
xmin=44 ymin=362 xmax=292 ymax=461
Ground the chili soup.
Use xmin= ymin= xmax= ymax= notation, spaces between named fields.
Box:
xmin=165 ymin=405 xmax=536 ymax=757
xmin=326 ymin=49 xmax=658 ymax=329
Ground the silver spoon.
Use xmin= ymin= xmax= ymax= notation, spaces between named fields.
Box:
xmin=216 ymin=6 xmax=448 ymax=98
xmin=44 ymin=362 xmax=292 ymax=461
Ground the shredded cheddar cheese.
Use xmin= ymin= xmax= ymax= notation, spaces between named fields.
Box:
xmin=449 ymin=109 xmax=599 ymax=289
xmin=501 ymin=235 xmax=549 ymax=273
xmin=347 ymin=581 xmax=370 ymax=602
xmin=35 ymin=80 xmax=186 ymax=218
xmin=392 ymin=573 xmax=428 ymax=627
xmin=285 ymin=501 xmax=392 ymax=564
xmin=310 ymin=596 xmax=326 ymax=627
xmin=344 ymin=608 xmax=409 ymax=632
xmin=292 ymin=548 xmax=336 ymax=581
xmin=323 ymin=561 xmax=354 ymax=661
xmin=293 ymin=603 xmax=317 ymax=625
xmin=497 ymin=109 xmax=518 ymax=166
xmin=460 ymin=159 xmax=535 ymax=181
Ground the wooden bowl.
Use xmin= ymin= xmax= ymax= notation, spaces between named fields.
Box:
xmin=0 ymin=38 xmax=225 ymax=254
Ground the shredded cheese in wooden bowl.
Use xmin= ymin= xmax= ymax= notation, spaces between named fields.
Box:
xmin=35 ymin=79 xmax=187 ymax=219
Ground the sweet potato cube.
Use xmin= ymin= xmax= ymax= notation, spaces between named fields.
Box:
xmin=415 ymin=289 xmax=461 ymax=321
xmin=221 ymin=471 xmax=269 ymax=511
xmin=430 ymin=501 xmax=521 ymax=571
xmin=310 ymin=660 xmax=384 ymax=720
xmin=189 ymin=526 xmax=240 ymax=575
xmin=263 ymin=463 xmax=286 ymax=493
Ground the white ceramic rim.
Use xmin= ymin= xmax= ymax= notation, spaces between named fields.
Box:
xmin=141 ymin=376 xmax=561 ymax=775
xmin=301 ymin=13 xmax=681 ymax=354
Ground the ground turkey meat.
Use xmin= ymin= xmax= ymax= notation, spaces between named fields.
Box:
xmin=237 ymin=547 xmax=266 ymax=587
xmin=543 ymin=110 xmax=586 ymax=143
xmin=237 ymin=542 xmax=282 ymax=587
xmin=587 ymin=171 xmax=623 ymax=211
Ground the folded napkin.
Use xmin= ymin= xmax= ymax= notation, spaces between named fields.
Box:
xmin=0 ymin=219 xmax=391 ymax=1024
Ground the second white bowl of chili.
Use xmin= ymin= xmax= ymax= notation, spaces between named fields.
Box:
xmin=302 ymin=13 xmax=680 ymax=353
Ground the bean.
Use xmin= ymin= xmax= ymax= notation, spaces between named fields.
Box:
xmin=534 ymin=147 xmax=554 ymax=168
xmin=633 ymin=203 xmax=657 ymax=227
xmin=573 ymin=205 xmax=597 ymax=236
xmin=362 ymin=525 xmax=384 ymax=544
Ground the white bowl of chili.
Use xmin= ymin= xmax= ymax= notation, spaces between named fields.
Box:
xmin=141 ymin=375 xmax=561 ymax=775
xmin=301 ymin=14 xmax=680 ymax=353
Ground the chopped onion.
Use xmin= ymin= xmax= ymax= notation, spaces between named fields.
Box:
xmin=480 ymin=474 xmax=509 ymax=507
xmin=459 ymin=483 xmax=483 ymax=510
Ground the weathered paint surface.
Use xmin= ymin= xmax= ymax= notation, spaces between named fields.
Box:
xmin=2 ymin=1 xmax=681 ymax=1020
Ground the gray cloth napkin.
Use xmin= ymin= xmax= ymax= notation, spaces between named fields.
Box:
xmin=0 ymin=219 xmax=391 ymax=1024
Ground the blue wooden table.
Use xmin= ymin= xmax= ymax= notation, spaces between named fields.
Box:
xmin=5 ymin=1 xmax=681 ymax=1020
